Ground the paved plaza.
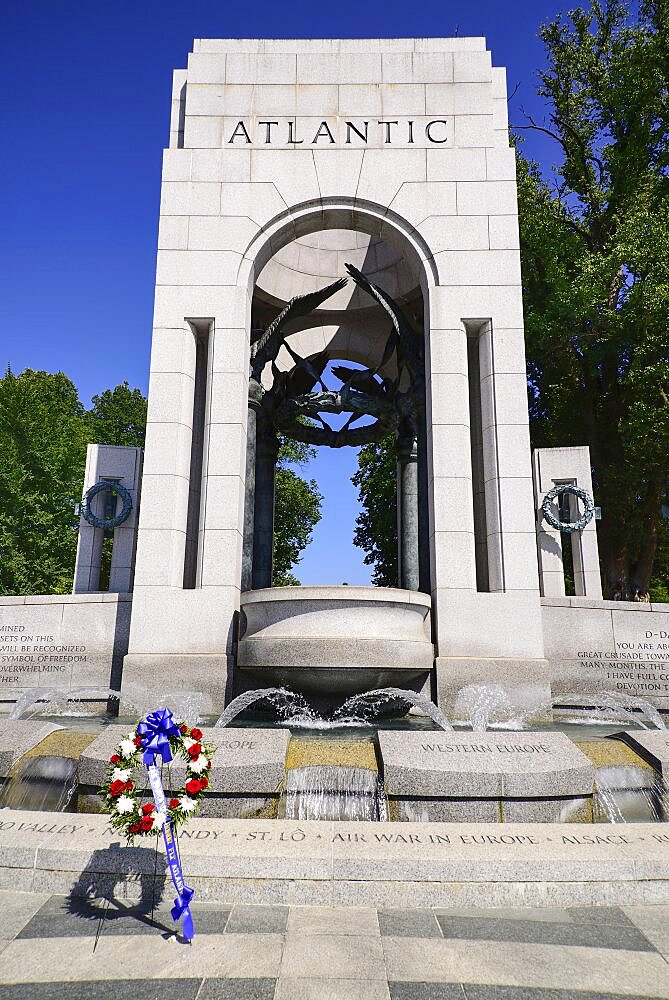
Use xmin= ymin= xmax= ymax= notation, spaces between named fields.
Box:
xmin=1 ymin=892 xmax=669 ymax=998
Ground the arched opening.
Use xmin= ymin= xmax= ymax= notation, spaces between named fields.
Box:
xmin=240 ymin=206 xmax=433 ymax=594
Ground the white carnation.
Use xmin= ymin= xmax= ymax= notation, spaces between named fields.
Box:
xmin=111 ymin=768 xmax=131 ymax=782
xmin=116 ymin=795 xmax=135 ymax=815
xmin=119 ymin=739 xmax=136 ymax=759
xmin=188 ymin=757 xmax=209 ymax=774
xmin=179 ymin=795 xmax=197 ymax=813
xmin=182 ymin=737 xmax=195 ymax=750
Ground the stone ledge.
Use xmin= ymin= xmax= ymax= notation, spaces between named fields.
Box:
xmin=0 ymin=812 xmax=668 ymax=907
xmin=78 ymin=725 xmax=289 ymax=793
xmin=0 ymin=721 xmax=62 ymax=776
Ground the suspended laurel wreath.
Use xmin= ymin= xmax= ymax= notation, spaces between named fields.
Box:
xmin=541 ymin=484 xmax=595 ymax=534
xmin=100 ymin=720 xmax=216 ymax=844
xmin=81 ymin=481 xmax=133 ymax=529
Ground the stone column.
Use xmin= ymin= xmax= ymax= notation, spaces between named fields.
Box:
xmin=241 ymin=378 xmax=263 ymax=592
xmin=252 ymin=418 xmax=279 ymax=590
xmin=397 ymin=437 xmax=420 ymax=592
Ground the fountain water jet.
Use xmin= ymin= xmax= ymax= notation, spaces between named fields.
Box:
xmin=215 ymin=687 xmax=320 ymax=728
xmin=554 ymin=691 xmax=666 ymax=730
xmin=334 ymin=688 xmax=453 ymax=731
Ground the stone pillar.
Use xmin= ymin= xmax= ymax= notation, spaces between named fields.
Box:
xmin=532 ymin=446 xmax=602 ymax=599
xmin=397 ymin=437 xmax=420 ymax=592
xmin=241 ymin=379 xmax=263 ymax=592
xmin=252 ymin=419 xmax=279 ymax=590
xmin=73 ymin=444 xmax=143 ymax=594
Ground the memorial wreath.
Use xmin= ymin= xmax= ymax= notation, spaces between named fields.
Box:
xmin=101 ymin=711 xmax=217 ymax=843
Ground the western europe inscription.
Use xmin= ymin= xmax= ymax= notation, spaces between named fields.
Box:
xmin=379 ymin=731 xmax=595 ymax=799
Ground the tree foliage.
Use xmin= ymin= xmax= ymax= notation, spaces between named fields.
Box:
xmin=517 ymin=0 xmax=669 ymax=598
xmin=351 ymin=437 xmax=397 ymax=587
xmin=86 ymin=381 xmax=147 ymax=448
xmin=0 ymin=369 xmax=88 ymax=595
xmin=273 ymin=436 xmax=323 ymax=586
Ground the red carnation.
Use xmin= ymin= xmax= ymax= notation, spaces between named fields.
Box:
xmin=185 ymin=778 xmax=202 ymax=796
xmin=199 ymin=776 xmax=209 ymax=789
xmin=207 ymin=760 xmax=212 ymax=768
xmin=133 ymin=736 xmax=143 ymax=747
xmin=109 ymin=755 xmax=121 ymax=764
xmin=140 ymin=815 xmax=154 ymax=831
xmin=124 ymin=781 xmax=133 ymax=791
xmin=180 ymin=725 xmax=189 ymax=735
xmin=190 ymin=728 xmax=203 ymax=741
xmin=109 ymin=780 xmax=125 ymax=797
xmin=188 ymin=743 xmax=202 ymax=759
xmin=129 ymin=823 xmax=141 ymax=834
xmin=169 ymin=798 xmax=180 ymax=810
xmin=141 ymin=803 xmax=155 ymax=815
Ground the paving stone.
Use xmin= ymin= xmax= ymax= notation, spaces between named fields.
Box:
xmin=0 ymin=933 xmax=284 ymax=982
xmin=565 ymin=907 xmax=640 ymax=927
xmin=382 ymin=937 xmax=669 ymax=994
xmin=462 ymin=989 xmax=665 ymax=1000
xmin=434 ymin=915 xmax=655 ymax=951
xmin=281 ymin=934 xmax=387 ymax=980
xmin=623 ymin=905 xmax=669 ymax=955
xmin=434 ymin=907 xmax=573 ymax=924
xmin=0 ymin=982 xmax=202 ymax=999
xmin=225 ymin=904 xmax=288 ymax=934
xmin=0 ymin=890 xmax=51 ymax=939
xmin=16 ymin=895 xmax=174 ymax=939
xmin=275 ymin=980 xmax=392 ymax=1000
xmin=389 ymin=986 xmax=466 ymax=999
xmin=286 ymin=906 xmax=380 ymax=936
xmin=378 ymin=909 xmax=442 ymax=938
xmin=198 ymin=980 xmax=277 ymax=999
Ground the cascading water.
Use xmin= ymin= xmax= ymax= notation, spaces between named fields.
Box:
xmin=0 ymin=756 xmax=78 ymax=812
xmin=284 ymin=766 xmax=386 ymax=821
xmin=593 ymin=765 xmax=667 ymax=823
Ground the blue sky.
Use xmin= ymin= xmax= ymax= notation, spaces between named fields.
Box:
xmin=0 ymin=0 xmax=567 ymax=585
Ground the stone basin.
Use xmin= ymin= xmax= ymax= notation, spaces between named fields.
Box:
xmin=237 ymin=586 xmax=434 ymax=700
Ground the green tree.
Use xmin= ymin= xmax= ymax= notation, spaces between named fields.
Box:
xmin=87 ymin=381 xmax=147 ymax=448
xmin=351 ymin=437 xmax=397 ymax=587
xmin=516 ymin=0 xmax=669 ymax=599
xmin=273 ymin=436 xmax=323 ymax=586
xmin=0 ymin=369 xmax=88 ymax=595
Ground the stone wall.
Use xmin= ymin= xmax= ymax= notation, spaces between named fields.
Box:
xmin=0 ymin=595 xmax=132 ymax=704
xmin=542 ymin=598 xmax=669 ymax=709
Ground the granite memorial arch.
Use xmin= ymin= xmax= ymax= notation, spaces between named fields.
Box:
xmin=1 ymin=38 xmax=667 ymax=720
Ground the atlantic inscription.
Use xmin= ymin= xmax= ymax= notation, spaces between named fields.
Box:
xmin=223 ymin=116 xmax=452 ymax=147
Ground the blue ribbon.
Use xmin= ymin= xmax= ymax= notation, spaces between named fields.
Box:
xmin=137 ymin=707 xmax=181 ymax=766
xmin=162 ymin=816 xmax=195 ymax=941
xmin=140 ymin=708 xmax=196 ymax=940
